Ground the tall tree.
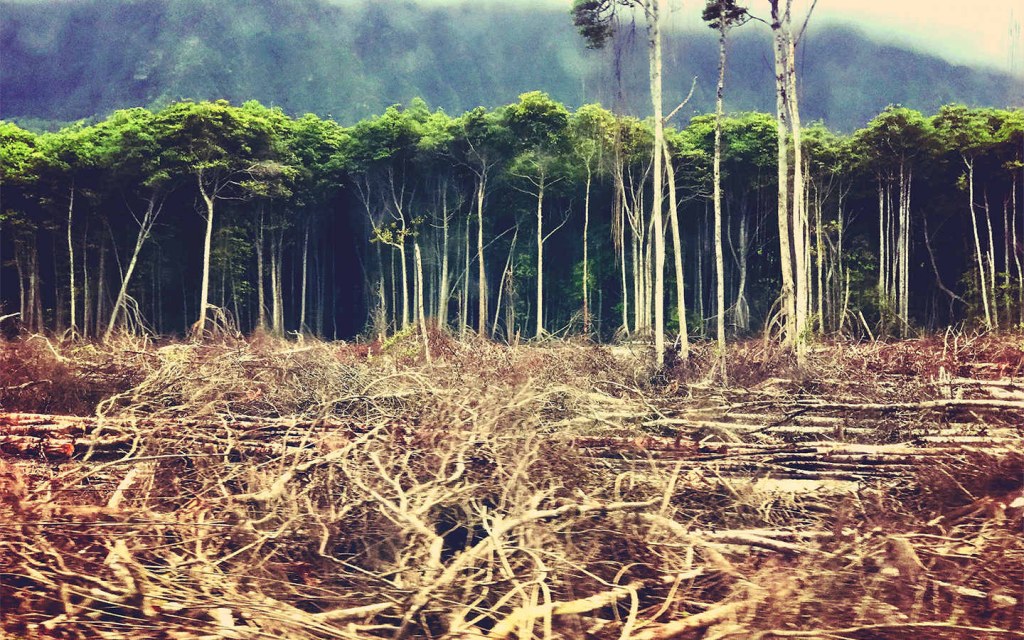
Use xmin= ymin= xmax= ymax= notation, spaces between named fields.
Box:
xmin=506 ymin=91 xmax=571 ymax=338
xmin=703 ymin=0 xmax=750 ymax=380
xmin=155 ymin=100 xmax=290 ymax=337
xmin=573 ymin=0 xmax=669 ymax=366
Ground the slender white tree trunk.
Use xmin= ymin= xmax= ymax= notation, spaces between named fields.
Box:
xmin=786 ymin=28 xmax=808 ymax=361
xmin=196 ymin=177 xmax=215 ymax=338
xmin=105 ymin=196 xmax=160 ymax=341
xmin=713 ymin=15 xmax=728 ymax=379
xmin=648 ymin=0 xmax=666 ymax=366
xmin=67 ymin=182 xmax=77 ymax=335
xmin=438 ymin=188 xmax=450 ymax=327
xmin=983 ymin=191 xmax=998 ymax=329
xmin=770 ymin=2 xmax=795 ymax=349
xmin=663 ymin=139 xmax=688 ymax=358
xmin=966 ymin=158 xmax=992 ymax=328
xmin=477 ymin=179 xmax=488 ymax=336
xmin=582 ymin=168 xmax=591 ymax=335
xmin=256 ymin=205 xmax=266 ymax=331
xmin=300 ymin=224 xmax=309 ymax=332
xmin=415 ymin=242 xmax=429 ymax=361
xmin=536 ymin=174 xmax=546 ymax=338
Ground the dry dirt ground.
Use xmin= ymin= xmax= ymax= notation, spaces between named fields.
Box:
xmin=1 ymin=332 xmax=1022 ymax=639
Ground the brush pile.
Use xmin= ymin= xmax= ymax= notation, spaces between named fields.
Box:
xmin=1 ymin=332 xmax=1022 ymax=639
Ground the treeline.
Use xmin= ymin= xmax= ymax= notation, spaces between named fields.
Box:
xmin=1 ymin=96 xmax=1022 ymax=342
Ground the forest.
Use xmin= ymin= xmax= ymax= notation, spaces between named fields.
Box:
xmin=1 ymin=97 xmax=1023 ymax=347
xmin=1 ymin=1 xmax=1023 ymax=639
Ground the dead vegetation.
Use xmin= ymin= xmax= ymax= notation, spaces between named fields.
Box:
xmin=1 ymin=332 xmax=1022 ymax=639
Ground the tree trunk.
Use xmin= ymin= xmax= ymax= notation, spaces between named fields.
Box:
xmin=663 ymin=139 xmax=688 ymax=358
xmin=535 ymin=172 xmax=545 ymax=339
xmin=1012 ymin=179 xmax=1023 ymax=327
xmin=67 ymin=182 xmax=77 ymax=336
xmin=256 ymin=205 xmax=267 ymax=331
xmin=983 ymin=190 xmax=998 ymax=329
xmin=770 ymin=1 xmax=795 ymax=350
xmin=274 ymin=234 xmax=285 ymax=335
xmin=415 ymin=242 xmax=430 ymax=361
xmin=477 ymin=178 xmax=488 ymax=337
xmin=105 ymin=195 xmax=161 ymax=341
xmin=300 ymin=224 xmax=309 ymax=332
xmin=438 ymin=187 xmax=450 ymax=328
xmin=735 ymin=209 xmax=750 ymax=332
xmin=582 ymin=167 xmax=591 ymax=336
xmin=196 ymin=178 xmax=215 ymax=338
xmin=713 ymin=14 xmax=728 ymax=380
xmin=966 ymin=158 xmax=992 ymax=328
xmin=462 ymin=213 xmax=470 ymax=338
xmin=399 ymin=240 xmax=410 ymax=331
xmin=648 ymin=0 xmax=666 ymax=367
xmin=785 ymin=21 xmax=808 ymax=361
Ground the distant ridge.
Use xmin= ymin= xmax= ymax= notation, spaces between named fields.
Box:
xmin=1 ymin=0 xmax=1019 ymax=129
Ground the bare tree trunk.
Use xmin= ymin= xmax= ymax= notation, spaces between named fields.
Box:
xmin=770 ymin=1 xmax=795 ymax=350
xmin=735 ymin=210 xmax=750 ymax=332
xmin=1004 ymin=195 xmax=1013 ymax=323
xmin=415 ymin=242 xmax=429 ymax=361
xmin=300 ymin=224 xmax=309 ymax=332
xmin=582 ymin=167 xmax=592 ymax=336
xmin=95 ymin=238 xmax=107 ymax=336
xmin=494 ymin=228 xmax=518 ymax=339
xmin=438 ymin=187 xmax=450 ymax=328
xmin=1012 ymin=179 xmax=1023 ymax=326
xmin=196 ymin=177 xmax=215 ymax=338
xmin=536 ymin=173 xmax=546 ymax=338
xmin=399 ymin=240 xmax=410 ymax=331
xmin=878 ymin=181 xmax=886 ymax=307
xmin=965 ymin=158 xmax=992 ymax=328
xmin=462 ymin=214 xmax=470 ymax=338
xmin=713 ymin=13 xmax=728 ymax=380
xmin=786 ymin=24 xmax=808 ymax=361
xmin=477 ymin=179 xmax=488 ymax=337
xmin=648 ymin=0 xmax=666 ymax=367
xmin=615 ymin=174 xmax=630 ymax=335
xmin=67 ymin=182 xmax=77 ymax=336
xmin=274 ymin=234 xmax=285 ymax=335
xmin=983 ymin=190 xmax=998 ymax=329
xmin=270 ymin=235 xmax=281 ymax=336
xmin=105 ymin=195 xmax=162 ymax=341
xmin=256 ymin=205 xmax=267 ymax=331
xmin=814 ymin=187 xmax=825 ymax=333
xmin=663 ymin=139 xmax=688 ymax=358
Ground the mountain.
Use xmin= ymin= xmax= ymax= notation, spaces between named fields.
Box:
xmin=1 ymin=0 xmax=1020 ymax=129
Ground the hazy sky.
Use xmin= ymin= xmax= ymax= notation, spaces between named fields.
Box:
xmin=420 ymin=0 xmax=1023 ymax=74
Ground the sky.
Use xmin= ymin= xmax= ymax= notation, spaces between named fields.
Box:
xmin=415 ymin=0 xmax=1024 ymax=75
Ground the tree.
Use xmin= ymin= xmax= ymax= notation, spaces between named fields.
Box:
xmin=0 ymin=122 xmax=43 ymax=331
xmin=98 ymin=108 xmax=175 ymax=341
xmin=452 ymin=106 xmax=513 ymax=337
xmin=933 ymin=105 xmax=999 ymax=330
xmin=851 ymin=106 xmax=933 ymax=334
xmin=506 ymin=91 xmax=571 ymax=338
xmin=569 ymin=104 xmax=617 ymax=336
xmin=572 ymin=0 xmax=669 ymax=367
xmin=703 ymin=0 xmax=750 ymax=380
xmin=155 ymin=100 xmax=291 ymax=338
xmin=760 ymin=0 xmax=817 ymax=362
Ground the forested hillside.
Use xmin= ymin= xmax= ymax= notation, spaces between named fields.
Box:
xmin=0 ymin=0 xmax=1018 ymax=130
xmin=2 ymin=97 xmax=1021 ymax=342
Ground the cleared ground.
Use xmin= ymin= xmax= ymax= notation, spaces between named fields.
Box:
xmin=1 ymin=332 xmax=1022 ymax=639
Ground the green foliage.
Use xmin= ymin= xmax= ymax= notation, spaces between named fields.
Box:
xmin=702 ymin=0 xmax=750 ymax=31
